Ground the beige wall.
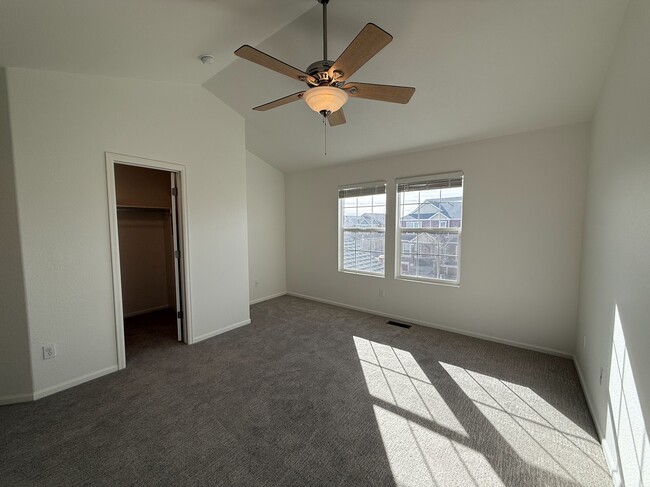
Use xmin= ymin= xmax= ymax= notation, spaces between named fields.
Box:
xmin=0 ymin=68 xmax=33 ymax=404
xmin=117 ymin=213 xmax=176 ymax=316
xmin=286 ymin=123 xmax=590 ymax=355
xmin=246 ymin=151 xmax=286 ymax=303
xmin=6 ymin=68 xmax=250 ymax=397
xmin=575 ymin=0 xmax=650 ymax=483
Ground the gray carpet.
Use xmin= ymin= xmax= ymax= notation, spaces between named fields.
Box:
xmin=0 ymin=296 xmax=611 ymax=486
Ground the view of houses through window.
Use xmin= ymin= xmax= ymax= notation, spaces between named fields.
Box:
xmin=397 ymin=173 xmax=463 ymax=283
xmin=339 ymin=173 xmax=463 ymax=284
xmin=339 ymin=182 xmax=387 ymax=276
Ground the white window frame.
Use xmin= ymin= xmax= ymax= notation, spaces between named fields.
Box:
xmin=395 ymin=172 xmax=464 ymax=285
xmin=338 ymin=180 xmax=387 ymax=277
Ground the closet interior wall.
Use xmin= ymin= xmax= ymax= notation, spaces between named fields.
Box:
xmin=114 ymin=164 xmax=176 ymax=317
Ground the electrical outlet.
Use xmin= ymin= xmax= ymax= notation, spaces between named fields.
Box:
xmin=379 ymin=288 xmax=385 ymax=298
xmin=43 ymin=344 xmax=56 ymax=360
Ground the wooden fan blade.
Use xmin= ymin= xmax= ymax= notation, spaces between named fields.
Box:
xmin=327 ymin=109 xmax=346 ymax=126
xmin=253 ymin=91 xmax=305 ymax=112
xmin=345 ymin=82 xmax=415 ymax=104
xmin=327 ymin=24 xmax=392 ymax=82
xmin=235 ymin=45 xmax=316 ymax=84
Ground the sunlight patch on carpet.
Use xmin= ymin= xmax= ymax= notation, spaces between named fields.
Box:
xmin=441 ymin=362 xmax=611 ymax=486
xmin=354 ymin=336 xmax=501 ymax=486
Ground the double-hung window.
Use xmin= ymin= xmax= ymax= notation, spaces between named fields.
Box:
xmin=339 ymin=181 xmax=386 ymax=276
xmin=396 ymin=172 xmax=463 ymax=284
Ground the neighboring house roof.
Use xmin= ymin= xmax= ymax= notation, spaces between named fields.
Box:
xmin=343 ymin=238 xmax=384 ymax=273
xmin=344 ymin=213 xmax=385 ymax=228
xmin=362 ymin=213 xmax=386 ymax=226
xmin=401 ymin=232 xmax=460 ymax=245
xmin=406 ymin=197 xmax=462 ymax=221
xmin=406 ymin=233 xmax=438 ymax=244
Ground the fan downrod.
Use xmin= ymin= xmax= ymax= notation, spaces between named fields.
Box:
xmin=306 ymin=0 xmax=344 ymax=87
xmin=317 ymin=0 xmax=329 ymax=63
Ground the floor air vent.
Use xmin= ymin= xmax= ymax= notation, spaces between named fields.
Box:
xmin=387 ymin=320 xmax=412 ymax=329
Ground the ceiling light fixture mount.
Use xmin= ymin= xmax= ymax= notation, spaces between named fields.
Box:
xmin=234 ymin=0 xmax=415 ymax=126
xmin=199 ymin=54 xmax=215 ymax=64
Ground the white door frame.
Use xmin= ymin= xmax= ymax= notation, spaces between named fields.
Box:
xmin=105 ymin=152 xmax=193 ymax=370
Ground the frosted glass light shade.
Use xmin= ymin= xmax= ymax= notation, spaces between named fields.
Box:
xmin=303 ymin=86 xmax=349 ymax=113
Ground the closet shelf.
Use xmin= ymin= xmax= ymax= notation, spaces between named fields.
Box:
xmin=117 ymin=205 xmax=171 ymax=212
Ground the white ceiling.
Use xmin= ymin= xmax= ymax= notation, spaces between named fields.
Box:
xmin=0 ymin=0 xmax=629 ymax=172
xmin=205 ymin=0 xmax=629 ymax=172
xmin=0 ymin=0 xmax=313 ymax=83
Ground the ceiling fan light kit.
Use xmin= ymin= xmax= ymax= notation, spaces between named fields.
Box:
xmin=303 ymin=86 xmax=349 ymax=115
xmin=234 ymin=0 xmax=415 ymax=126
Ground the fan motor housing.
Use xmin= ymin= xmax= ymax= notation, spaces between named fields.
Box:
xmin=306 ymin=60 xmax=335 ymax=85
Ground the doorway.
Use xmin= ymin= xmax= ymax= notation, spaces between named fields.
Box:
xmin=106 ymin=153 xmax=191 ymax=369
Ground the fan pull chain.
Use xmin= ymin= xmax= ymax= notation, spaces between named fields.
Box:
xmin=323 ymin=114 xmax=327 ymax=156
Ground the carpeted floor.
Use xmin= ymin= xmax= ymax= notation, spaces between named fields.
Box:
xmin=0 ymin=296 xmax=611 ymax=486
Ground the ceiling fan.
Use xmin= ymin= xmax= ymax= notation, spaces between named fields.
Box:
xmin=234 ymin=0 xmax=415 ymax=126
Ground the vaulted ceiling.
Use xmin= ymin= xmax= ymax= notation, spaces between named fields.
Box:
xmin=0 ymin=0 xmax=313 ymax=83
xmin=0 ymin=0 xmax=630 ymax=172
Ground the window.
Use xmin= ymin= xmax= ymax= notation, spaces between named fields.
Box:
xmin=339 ymin=181 xmax=386 ymax=276
xmin=396 ymin=172 xmax=463 ymax=284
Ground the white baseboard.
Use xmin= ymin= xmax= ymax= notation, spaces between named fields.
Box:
xmin=573 ymin=356 xmax=621 ymax=487
xmin=32 ymin=365 xmax=119 ymax=401
xmin=123 ymin=305 xmax=171 ymax=318
xmin=193 ymin=319 xmax=251 ymax=344
xmin=603 ymin=442 xmax=622 ymax=487
xmin=0 ymin=392 xmax=34 ymax=406
xmin=250 ymin=291 xmax=287 ymax=305
xmin=573 ymin=356 xmax=604 ymax=438
xmin=286 ymin=291 xmax=573 ymax=359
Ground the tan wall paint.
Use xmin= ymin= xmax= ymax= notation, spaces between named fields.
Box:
xmin=575 ymin=0 xmax=650 ymax=482
xmin=246 ymin=151 xmax=286 ymax=303
xmin=6 ymin=68 xmax=249 ymax=396
xmin=286 ymin=123 xmax=590 ymax=355
xmin=0 ymin=68 xmax=33 ymax=403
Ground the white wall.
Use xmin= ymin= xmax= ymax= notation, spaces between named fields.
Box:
xmin=0 ymin=68 xmax=33 ymax=404
xmin=575 ymin=0 xmax=650 ymax=483
xmin=286 ymin=124 xmax=590 ymax=355
xmin=6 ymin=68 xmax=250 ymax=397
xmin=246 ymin=150 xmax=286 ymax=303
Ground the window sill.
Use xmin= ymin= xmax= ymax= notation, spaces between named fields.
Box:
xmin=395 ymin=276 xmax=460 ymax=288
xmin=339 ymin=270 xmax=385 ymax=279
